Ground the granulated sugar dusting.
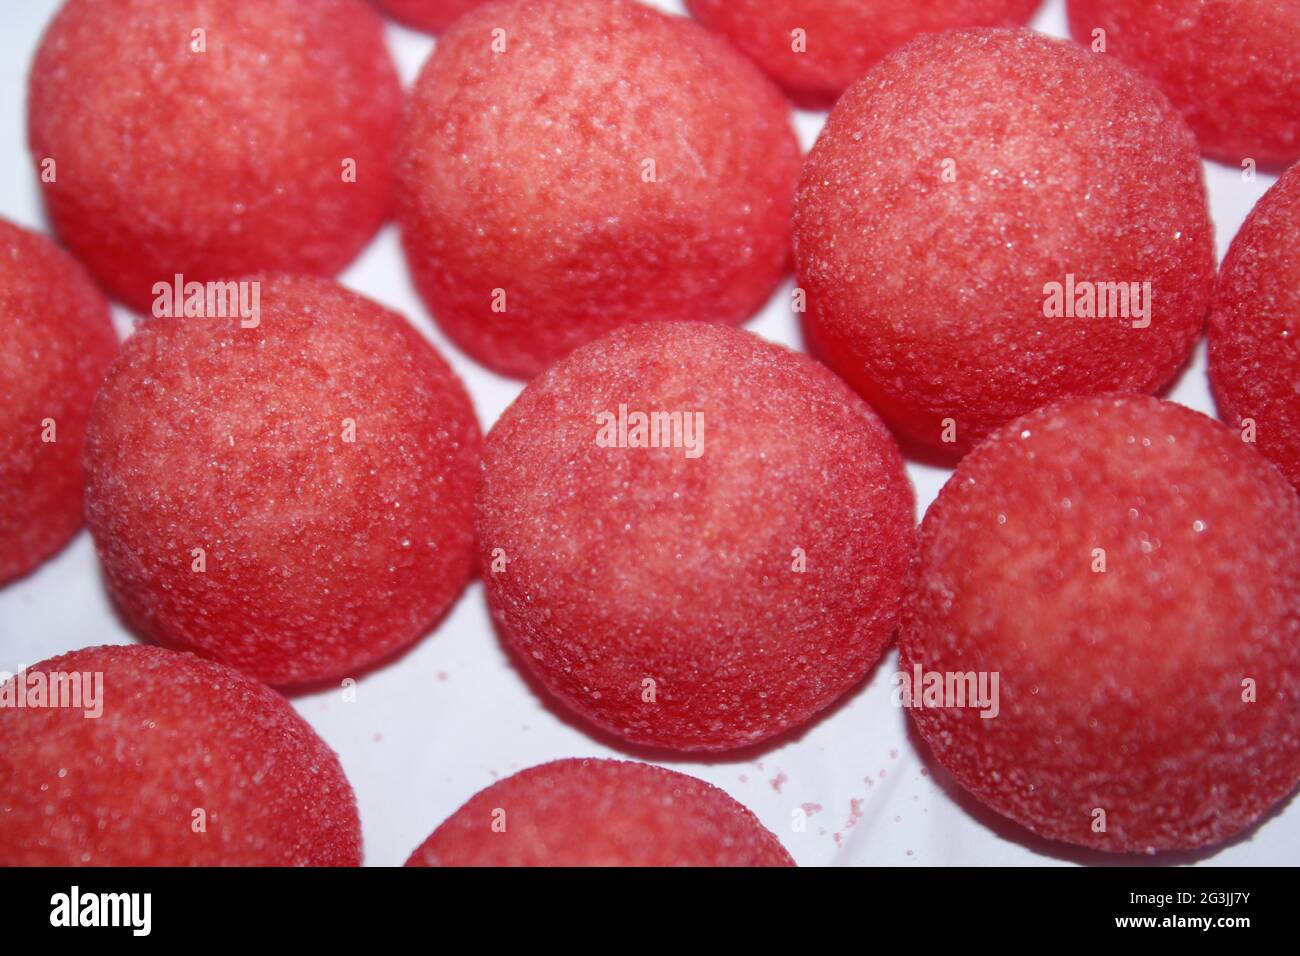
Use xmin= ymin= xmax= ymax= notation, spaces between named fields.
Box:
xmin=397 ymin=0 xmax=800 ymax=378
xmin=406 ymin=758 xmax=793 ymax=866
xmin=685 ymin=0 xmax=1040 ymax=105
xmin=1068 ymin=0 xmax=1300 ymax=169
xmin=901 ymin=394 xmax=1300 ymax=852
xmin=0 ymin=218 xmax=117 ymax=585
xmin=796 ymin=28 xmax=1214 ymax=459
xmin=0 ymin=645 xmax=361 ymax=866
xmin=83 ymin=275 xmax=481 ymax=687
xmin=478 ymin=322 xmax=915 ymax=751
xmin=1209 ymin=164 xmax=1300 ymax=492
xmin=28 ymin=0 xmax=401 ymax=312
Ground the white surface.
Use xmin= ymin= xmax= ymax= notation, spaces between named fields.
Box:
xmin=0 ymin=0 xmax=1292 ymax=867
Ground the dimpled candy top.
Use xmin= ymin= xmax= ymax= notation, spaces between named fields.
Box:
xmin=0 ymin=645 xmax=362 ymax=865
xmin=900 ymin=394 xmax=1300 ymax=852
xmin=685 ymin=0 xmax=1042 ymax=106
xmin=0 ymin=219 xmax=117 ymax=585
xmin=1068 ymin=0 xmax=1300 ymax=170
xmin=796 ymin=28 xmax=1214 ymax=459
xmin=83 ymin=275 xmax=482 ymax=687
xmin=27 ymin=0 xmax=401 ymax=312
xmin=1209 ymin=163 xmax=1300 ymax=491
xmin=478 ymin=322 xmax=915 ymax=752
xmin=405 ymin=758 xmax=794 ymax=866
xmin=371 ymin=0 xmax=485 ymax=33
xmin=397 ymin=0 xmax=801 ymax=378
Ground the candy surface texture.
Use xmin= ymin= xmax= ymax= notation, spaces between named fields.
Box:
xmin=0 ymin=218 xmax=116 ymax=585
xmin=398 ymin=0 xmax=800 ymax=378
xmin=0 ymin=644 xmax=362 ymax=866
xmin=796 ymin=28 xmax=1214 ymax=457
xmin=1209 ymin=163 xmax=1300 ymax=490
xmin=407 ymin=758 xmax=794 ymax=866
xmin=901 ymin=394 xmax=1300 ymax=852
xmin=1068 ymin=0 xmax=1300 ymax=169
xmin=28 ymin=0 xmax=401 ymax=311
xmin=479 ymin=322 xmax=915 ymax=751
xmin=686 ymin=0 xmax=1041 ymax=104
xmin=85 ymin=275 xmax=481 ymax=687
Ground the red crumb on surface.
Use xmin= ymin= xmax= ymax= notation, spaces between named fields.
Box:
xmin=901 ymin=394 xmax=1300 ymax=852
xmin=405 ymin=758 xmax=793 ymax=866
xmin=796 ymin=29 xmax=1214 ymax=458
xmin=84 ymin=275 xmax=481 ymax=687
xmin=0 ymin=645 xmax=361 ymax=865
xmin=478 ymin=323 xmax=915 ymax=751
xmin=844 ymin=798 xmax=865 ymax=830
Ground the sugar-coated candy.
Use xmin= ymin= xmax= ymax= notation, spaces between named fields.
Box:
xmin=406 ymin=759 xmax=793 ymax=866
xmin=0 ymin=645 xmax=362 ymax=865
xmin=479 ymin=322 xmax=914 ymax=751
xmin=84 ymin=276 xmax=481 ymax=687
xmin=901 ymin=395 xmax=1300 ymax=852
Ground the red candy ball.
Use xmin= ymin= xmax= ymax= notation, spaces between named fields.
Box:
xmin=406 ymin=759 xmax=793 ymax=866
xmin=0 ymin=645 xmax=361 ymax=865
xmin=900 ymin=395 xmax=1300 ymax=853
xmin=28 ymin=0 xmax=401 ymax=312
xmin=1068 ymin=0 xmax=1300 ymax=170
xmin=479 ymin=322 xmax=915 ymax=751
xmin=1210 ymin=163 xmax=1300 ymax=491
xmin=85 ymin=275 xmax=481 ymax=687
xmin=686 ymin=0 xmax=1041 ymax=106
xmin=371 ymin=0 xmax=484 ymax=33
xmin=0 ymin=219 xmax=117 ymax=585
xmin=397 ymin=0 xmax=800 ymax=379
xmin=796 ymin=29 xmax=1214 ymax=458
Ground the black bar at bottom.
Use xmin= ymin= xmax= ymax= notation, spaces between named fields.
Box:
xmin=0 ymin=865 xmax=1286 ymax=942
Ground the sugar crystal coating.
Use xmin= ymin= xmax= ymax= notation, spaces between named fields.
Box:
xmin=901 ymin=394 xmax=1300 ymax=852
xmin=479 ymin=322 xmax=915 ymax=751
xmin=1209 ymin=163 xmax=1300 ymax=491
xmin=685 ymin=0 xmax=1041 ymax=105
xmin=28 ymin=0 xmax=401 ymax=312
xmin=397 ymin=0 xmax=800 ymax=378
xmin=0 ymin=644 xmax=362 ymax=865
xmin=1069 ymin=0 xmax=1300 ymax=169
xmin=0 ymin=218 xmax=117 ymax=585
xmin=796 ymin=29 xmax=1214 ymax=458
xmin=371 ymin=0 xmax=485 ymax=32
xmin=84 ymin=275 xmax=482 ymax=687
xmin=406 ymin=758 xmax=793 ymax=866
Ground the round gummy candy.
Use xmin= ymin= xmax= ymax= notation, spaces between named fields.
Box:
xmin=796 ymin=29 xmax=1215 ymax=458
xmin=84 ymin=275 xmax=481 ymax=687
xmin=685 ymin=0 xmax=1041 ymax=106
xmin=406 ymin=758 xmax=793 ymax=866
xmin=900 ymin=394 xmax=1300 ymax=853
xmin=397 ymin=0 xmax=800 ymax=379
xmin=478 ymin=322 xmax=915 ymax=751
xmin=28 ymin=0 xmax=401 ymax=313
xmin=0 ymin=644 xmax=361 ymax=865
xmin=0 ymin=218 xmax=117 ymax=586
xmin=1068 ymin=0 xmax=1300 ymax=170
xmin=1209 ymin=163 xmax=1300 ymax=491
xmin=371 ymin=0 xmax=484 ymax=33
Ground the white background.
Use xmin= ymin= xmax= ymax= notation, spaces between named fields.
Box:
xmin=1 ymin=0 xmax=1293 ymax=866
